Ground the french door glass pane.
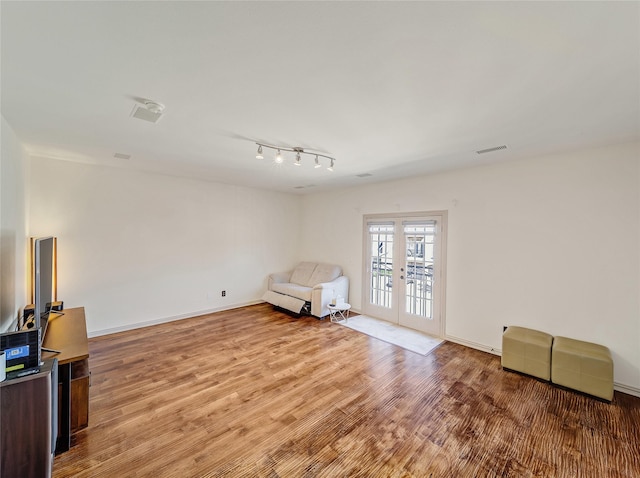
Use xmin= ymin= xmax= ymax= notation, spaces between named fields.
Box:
xmin=404 ymin=221 xmax=435 ymax=319
xmin=369 ymin=223 xmax=394 ymax=308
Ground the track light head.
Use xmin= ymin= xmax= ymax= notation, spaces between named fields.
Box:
xmin=295 ymin=152 xmax=301 ymax=165
xmin=328 ymin=159 xmax=334 ymax=172
xmin=275 ymin=149 xmax=284 ymax=163
xmin=256 ymin=145 xmax=264 ymax=159
xmin=314 ymin=155 xmax=321 ymax=168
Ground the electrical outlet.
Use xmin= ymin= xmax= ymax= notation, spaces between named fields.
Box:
xmin=221 ymin=290 xmax=226 ymax=297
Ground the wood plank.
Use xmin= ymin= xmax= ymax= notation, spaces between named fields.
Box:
xmin=52 ymin=303 xmax=640 ymax=477
xmin=42 ymin=307 xmax=89 ymax=365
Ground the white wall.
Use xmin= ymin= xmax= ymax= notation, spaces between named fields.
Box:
xmin=300 ymin=141 xmax=640 ymax=392
xmin=28 ymin=158 xmax=301 ymax=335
xmin=22 ymin=140 xmax=640 ymax=393
xmin=0 ymin=115 xmax=29 ymax=332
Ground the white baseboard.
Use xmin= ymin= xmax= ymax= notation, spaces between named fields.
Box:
xmin=88 ymin=300 xmax=263 ymax=338
xmin=613 ymin=382 xmax=640 ymax=398
xmin=445 ymin=334 xmax=640 ymax=398
xmin=445 ymin=334 xmax=502 ymax=356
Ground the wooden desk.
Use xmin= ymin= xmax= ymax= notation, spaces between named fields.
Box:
xmin=42 ymin=307 xmax=90 ymax=454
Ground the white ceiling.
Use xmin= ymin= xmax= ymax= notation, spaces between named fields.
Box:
xmin=2 ymin=1 xmax=639 ymax=194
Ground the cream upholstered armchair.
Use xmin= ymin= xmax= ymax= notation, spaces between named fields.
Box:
xmin=262 ymin=262 xmax=349 ymax=318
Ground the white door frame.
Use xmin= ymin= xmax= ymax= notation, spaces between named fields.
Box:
xmin=361 ymin=211 xmax=447 ymax=338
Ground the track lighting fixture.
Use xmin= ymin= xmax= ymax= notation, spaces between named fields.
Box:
xmin=254 ymin=143 xmax=336 ymax=171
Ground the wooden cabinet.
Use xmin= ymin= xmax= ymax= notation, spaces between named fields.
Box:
xmin=0 ymin=359 xmax=57 ymax=478
xmin=70 ymin=358 xmax=90 ymax=432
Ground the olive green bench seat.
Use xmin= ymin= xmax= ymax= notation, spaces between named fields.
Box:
xmin=501 ymin=326 xmax=553 ymax=381
xmin=551 ymin=336 xmax=614 ymax=401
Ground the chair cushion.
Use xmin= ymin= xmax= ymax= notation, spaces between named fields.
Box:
xmin=289 ymin=262 xmax=342 ymax=288
xmin=289 ymin=262 xmax=317 ymax=288
xmin=502 ymin=326 xmax=553 ymax=381
xmin=309 ymin=263 xmax=342 ymax=286
xmin=551 ymin=336 xmax=613 ymax=401
xmin=270 ymin=282 xmax=313 ymax=302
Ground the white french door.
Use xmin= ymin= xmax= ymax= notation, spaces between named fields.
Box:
xmin=362 ymin=212 xmax=446 ymax=336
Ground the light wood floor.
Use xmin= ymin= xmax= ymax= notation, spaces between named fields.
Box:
xmin=53 ymin=303 xmax=640 ymax=477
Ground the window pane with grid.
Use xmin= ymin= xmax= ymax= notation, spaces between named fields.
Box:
xmin=404 ymin=221 xmax=435 ymax=319
xmin=369 ymin=224 xmax=394 ymax=308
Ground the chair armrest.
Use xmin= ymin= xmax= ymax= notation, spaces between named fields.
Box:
xmin=312 ymin=276 xmax=349 ymax=317
xmin=268 ymin=271 xmax=292 ymax=290
xmin=312 ymin=276 xmax=346 ymax=291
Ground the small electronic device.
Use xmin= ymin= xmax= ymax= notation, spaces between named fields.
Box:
xmin=0 ymin=328 xmax=41 ymax=379
xmin=23 ymin=304 xmax=35 ymax=328
xmin=47 ymin=301 xmax=64 ymax=312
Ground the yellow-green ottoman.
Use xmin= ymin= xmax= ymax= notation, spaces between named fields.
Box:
xmin=502 ymin=326 xmax=553 ymax=381
xmin=551 ymin=336 xmax=613 ymax=401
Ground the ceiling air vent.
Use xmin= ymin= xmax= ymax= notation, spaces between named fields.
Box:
xmin=130 ymin=100 xmax=165 ymax=123
xmin=113 ymin=153 xmax=131 ymax=160
xmin=357 ymin=173 xmax=373 ymax=178
xmin=476 ymin=145 xmax=507 ymax=155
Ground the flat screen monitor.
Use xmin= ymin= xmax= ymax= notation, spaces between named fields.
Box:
xmin=34 ymin=236 xmax=55 ymax=342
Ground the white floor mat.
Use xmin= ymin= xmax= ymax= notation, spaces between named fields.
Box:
xmin=338 ymin=314 xmax=443 ymax=356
